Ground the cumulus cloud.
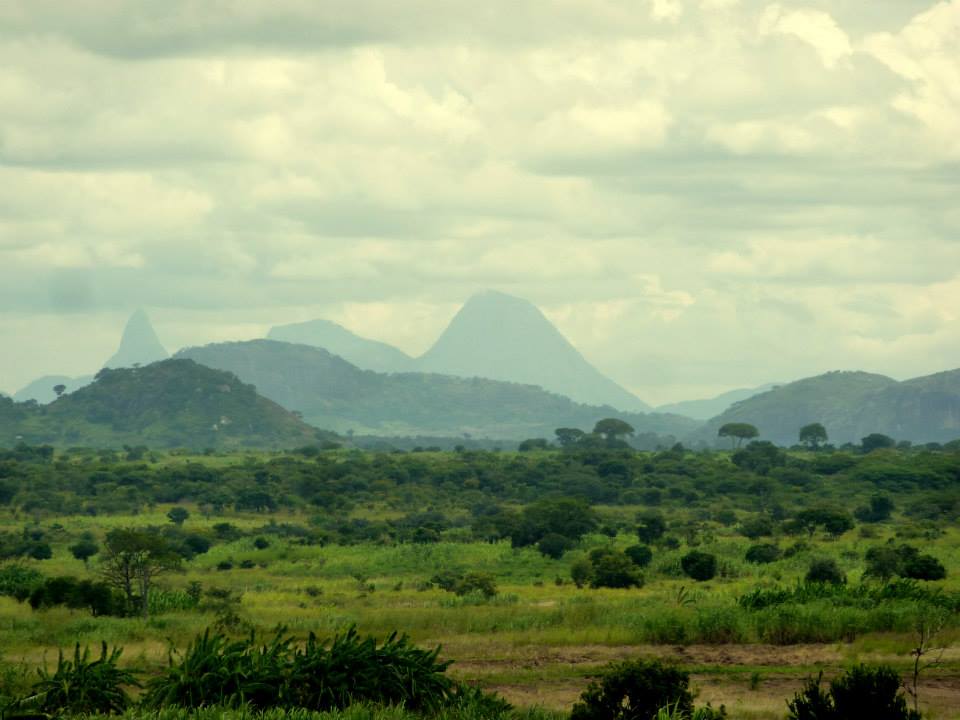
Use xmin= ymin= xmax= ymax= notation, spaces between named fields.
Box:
xmin=0 ymin=0 xmax=957 ymax=404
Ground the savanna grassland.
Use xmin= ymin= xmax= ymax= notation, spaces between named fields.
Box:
xmin=1 ymin=440 xmax=960 ymax=719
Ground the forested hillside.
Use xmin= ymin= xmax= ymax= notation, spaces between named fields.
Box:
xmin=0 ymin=360 xmax=327 ymax=449
xmin=176 ymin=340 xmax=696 ymax=440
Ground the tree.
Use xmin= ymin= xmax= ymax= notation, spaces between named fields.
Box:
xmin=799 ymin=423 xmax=828 ymax=450
xmin=718 ymin=422 xmax=759 ymax=449
xmin=732 ymin=441 xmax=785 ymax=475
xmin=518 ymin=438 xmax=549 ymax=452
xmin=99 ymin=528 xmax=181 ymax=618
xmin=511 ymin=498 xmax=598 ymax=548
xmin=166 ymin=507 xmax=190 ymax=526
xmin=555 ymin=428 xmax=585 ymax=448
xmin=52 ymin=384 xmax=67 ymax=399
xmin=592 ymin=419 xmax=635 ymax=444
xmin=636 ymin=511 xmax=667 ymax=544
xmin=862 ymin=433 xmax=896 ymax=453
xmin=69 ymin=538 xmax=100 ymax=567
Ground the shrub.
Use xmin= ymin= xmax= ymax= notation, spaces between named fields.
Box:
xmin=0 ymin=565 xmax=43 ymax=602
xmin=805 ymin=559 xmax=846 ymax=585
xmin=590 ymin=552 xmax=643 ymax=589
xmin=253 ymin=537 xmax=270 ymax=550
xmin=570 ymin=659 xmax=693 ymax=720
xmin=739 ymin=517 xmax=775 ymax=540
xmin=788 ymin=665 xmax=918 ymax=720
xmin=454 ymin=572 xmax=497 ymax=598
xmin=28 ymin=643 xmax=138 ymax=715
xmin=745 ymin=544 xmax=781 ymax=564
xmin=571 ymin=558 xmax=593 ymax=588
xmin=625 ymin=544 xmax=653 ymax=568
xmin=537 ymin=532 xmax=574 ymax=559
xmin=637 ymin=511 xmax=667 ymax=543
xmin=681 ymin=551 xmax=717 ymax=582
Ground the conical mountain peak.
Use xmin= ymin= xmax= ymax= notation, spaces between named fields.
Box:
xmin=103 ymin=309 xmax=169 ymax=369
xmin=416 ymin=290 xmax=650 ymax=412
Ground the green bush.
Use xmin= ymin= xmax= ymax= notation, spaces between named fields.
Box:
xmin=570 ymin=659 xmax=693 ymax=720
xmin=0 ymin=564 xmax=43 ymax=602
xmin=590 ymin=552 xmax=643 ymax=590
xmin=681 ymin=551 xmax=717 ymax=582
xmin=625 ymin=544 xmax=653 ymax=568
xmin=537 ymin=533 xmax=573 ymax=559
xmin=788 ymin=665 xmax=919 ymax=720
xmin=805 ymin=559 xmax=846 ymax=585
xmin=745 ymin=544 xmax=781 ymax=564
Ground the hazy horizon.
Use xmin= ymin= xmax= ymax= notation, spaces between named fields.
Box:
xmin=2 ymin=0 xmax=958 ymax=405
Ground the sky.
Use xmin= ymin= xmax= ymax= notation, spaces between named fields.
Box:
xmin=1 ymin=0 xmax=958 ymax=406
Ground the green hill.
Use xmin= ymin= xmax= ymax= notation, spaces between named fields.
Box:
xmin=699 ymin=369 xmax=960 ymax=445
xmin=176 ymin=340 xmax=697 ymax=440
xmin=0 ymin=359 xmax=328 ymax=449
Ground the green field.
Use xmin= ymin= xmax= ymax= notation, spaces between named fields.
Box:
xmin=1 ymin=443 xmax=959 ymax=718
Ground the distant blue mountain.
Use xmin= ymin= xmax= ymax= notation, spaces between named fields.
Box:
xmin=657 ymin=383 xmax=780 ymax=421
xmin=268 ymin=318 xmax=414 ymax=373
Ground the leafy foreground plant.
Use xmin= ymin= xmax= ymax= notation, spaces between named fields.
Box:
xmin=22 ymin=642 xmax=139 ymax=716
xmin=144 ymin=626 xmax=501 ymax=716
xmin=787 ymin=665 xmax=920 ymax=720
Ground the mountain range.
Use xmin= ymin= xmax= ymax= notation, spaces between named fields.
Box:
xmin=701 ymin=369 xmax=960 ymax=445
xmin=1 ymin=359 xmax=325 ymax=449
xmin=175 ymin=339 xmax=695 ymax=440
xmin=269 ymin=291 xmax=650 ymax=412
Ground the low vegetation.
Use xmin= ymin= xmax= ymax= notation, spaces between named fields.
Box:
xmin=0 ymin=439 xmax=958 ymax=718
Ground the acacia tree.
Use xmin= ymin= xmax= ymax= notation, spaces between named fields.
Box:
xmin=718 ymin=422 xmax=759 ymax=449
xmin=100 ymin=528 xmax=180 ymax=618
xmin=799 ymin=422 xmax=828 ymax=450
xmin=593 ymin=419 xmax=635 ymax=448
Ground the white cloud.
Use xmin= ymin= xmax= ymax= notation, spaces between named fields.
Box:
xmin=758 ymin=4 xmax=852 ymax=68
xmin=0 ymin=0 xmax=957 ymax=402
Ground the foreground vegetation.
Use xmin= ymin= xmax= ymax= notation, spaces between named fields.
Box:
xmin=0 ymin=440 xmax=959 ymax=718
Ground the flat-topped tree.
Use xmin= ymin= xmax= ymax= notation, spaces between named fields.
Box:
xmin=593 ymin=418 xmax=635 ymax=447
xmin=718 ymin=422 xmax=758 ymax=449
xmin=799 ymin=422 xmax=828 ymax=449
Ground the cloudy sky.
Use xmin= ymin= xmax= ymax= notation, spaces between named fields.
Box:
xmin=1 ymin=0 xmax=958 ymax=405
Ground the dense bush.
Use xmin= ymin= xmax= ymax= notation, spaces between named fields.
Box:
xmin=788 ymin=665 xmax=919 ymax=720
xmin=624 ymin=544 xmax=653 ymax=568
xmin=805 ymin=559 xmax=846 ymax=585
xmin=589 ymin=550 xmax=644 ymax=589
xmin=570 ymin=660 xmax=694 ymax=720
xmin=537 ymin=532 xmax=574 ymax=559
xmin=681 ymin=551 xmax=717 ymax=582
xmin=0 ymin=564 xmax=43 ymax=601
xmin=28 ymin=576 xmax=124 ymax=616
xmin=865 ymin=545 xmax=946 ymax=582
xmin=745 ymin=544 xmax=781 ymax=564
